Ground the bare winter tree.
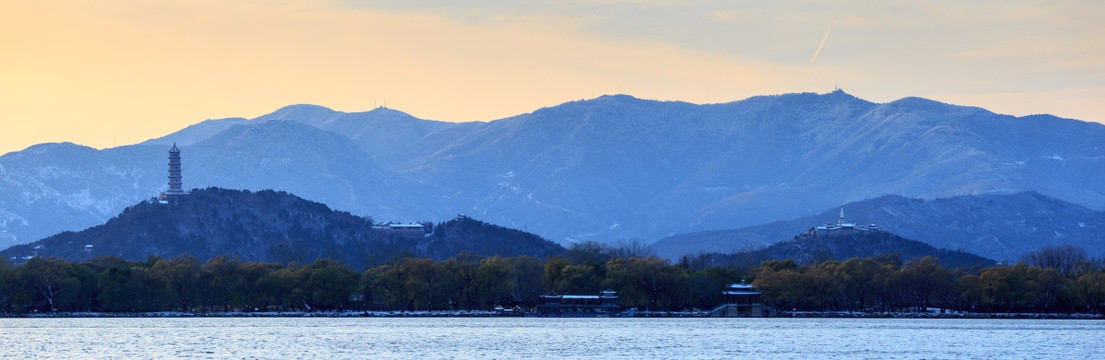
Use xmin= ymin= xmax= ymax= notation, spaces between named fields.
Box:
xmin=1020 ymin=244 xmax=1091 ymax=276
xmin=608 ymin=239 xmax=657 ymax=259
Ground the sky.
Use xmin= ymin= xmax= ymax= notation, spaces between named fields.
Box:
xmin=2 ymin=0 xmax=1103 ymax=155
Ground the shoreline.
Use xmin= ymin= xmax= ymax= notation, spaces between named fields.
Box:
xmin=3 ymin=310 xmax=498 ymax=318
xmin=774 ymin=311 xmax=1103 ymax=319
xmin=4 ymin=310 xmax=1101 ymax=319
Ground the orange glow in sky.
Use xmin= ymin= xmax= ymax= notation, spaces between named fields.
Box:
xmin=2 ymin=0 xmax=1103 ymax=155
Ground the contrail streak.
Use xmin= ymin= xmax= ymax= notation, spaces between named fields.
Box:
xmin=810 ymin=26 xmax=832 ymax=64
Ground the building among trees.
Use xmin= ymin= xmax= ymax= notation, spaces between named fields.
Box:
xmin=712 ymin=281 xmax=766 ymax=317
xmin=536 ymin=289 xmax=621 ymax=317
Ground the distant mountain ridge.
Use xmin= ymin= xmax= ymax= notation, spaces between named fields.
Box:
xmin=0 ymin=188 xmax=564 ymax=268
xmin=2 ymin=91 xmax=1104 ymax=253
xmin=697 ymin=230 xmax=995 ymax=269
xmin=375 ymin=91 xmax=1105 ymax=243
xmin=650 ymin=192 xmax=1105 ymax=261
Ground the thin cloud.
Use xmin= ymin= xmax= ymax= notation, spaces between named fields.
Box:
xmin=810 ymin=26 xmax=832 ymax=64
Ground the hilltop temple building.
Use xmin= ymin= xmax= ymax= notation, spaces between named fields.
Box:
xmin=158 ymin=143 xmax=185 ymax=203
xmin=807 ymin=208 xmax=878 ymax=238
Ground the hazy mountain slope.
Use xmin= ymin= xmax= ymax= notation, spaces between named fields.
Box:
xmin=389 ymin=93 xmax=873 ymax=240
xmin=251 ymin=104 xmax=459 ymax=165
xmin=146 ymin=105 xmax=460 ymax=165
xmin=650 ymin=192 xmax=1105 ymax=261
xmin=386 ymin=91 xmax=1105 ymax=242
xmin=1 ymin=188 xmax=565 ymax=268
xmin=391 ymin=95 xmax=724 ymax=240
xmin=0 ymin=142 xmax=166 ymax=248
xmin=142 ymin=117 xmax=249 ymax=147
xmin=651 ymin=94 xmax=1105 ymax=237
xmin=183 ymin=120 xmax=448 ymax=220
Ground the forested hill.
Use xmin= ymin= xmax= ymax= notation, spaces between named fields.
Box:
xmin=695 ymin=231 xmax=996 ymax=269
xmin=0 ymin=188 xmax=564 ymax=268
xmin=421 ymin=215 xmax=564 ymax=260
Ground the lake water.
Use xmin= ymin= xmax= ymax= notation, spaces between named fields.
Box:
xmin=1 ymin=317 xmax=1101 ymax=359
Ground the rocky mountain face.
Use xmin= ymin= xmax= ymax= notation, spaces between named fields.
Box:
xmin=0 ymin=188 xmax=564 ymax=268
xmin=650 ymin=192 xmax=1105 ymax=261
xmin=2 ymin=91 xmax=1104 ymax=253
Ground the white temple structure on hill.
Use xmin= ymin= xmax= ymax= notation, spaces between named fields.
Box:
xmin=807 ymin=208 xmax=878 ymax=237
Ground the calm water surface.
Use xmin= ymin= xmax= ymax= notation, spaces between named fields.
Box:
xmin=1 ymin=317 xmax=1101 ymax=359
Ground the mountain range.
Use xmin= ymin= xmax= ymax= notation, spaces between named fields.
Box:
xmin=2 ymin=90 xmax=1103 ymax=260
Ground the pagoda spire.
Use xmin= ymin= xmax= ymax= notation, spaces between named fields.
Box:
xmin=166 ymin=143 xmax=183 ymax=196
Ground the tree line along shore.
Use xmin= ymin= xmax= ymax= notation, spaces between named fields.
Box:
xmin=1 ymin=243 xmax=1103 ymax=316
